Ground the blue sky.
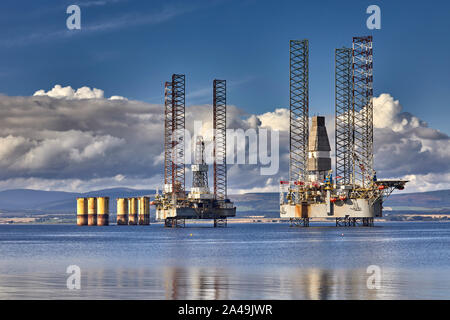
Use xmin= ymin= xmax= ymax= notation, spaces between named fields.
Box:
xmin=0 ymin=0 xmax=449 ymax=135
xmin=0 ymin=0 xmax=448 ymax=193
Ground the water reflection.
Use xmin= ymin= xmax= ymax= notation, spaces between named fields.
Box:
xmin=1 ymin=266 xmax=441 ymax=299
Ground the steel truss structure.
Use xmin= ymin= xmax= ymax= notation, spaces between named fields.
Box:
xmin=164 ymin=81 xmax=173 ymax=186
xmin=335 ymin=48 xmax=353 ymax=185
xmin=213 ymin=79 xmax=227 ymax=200
xmin=289 ymin=40 xmax=309 ymax=182
xmin=352 ymin=36 xmax=373 ymax=187
xmin=334 ymin=37 xmax=374 ymax=188
xmin=164 ymin=218 xmax=185 ymax=228
xmin=171 ymin=74 xmax=186 ymax=196
xmin=213 ymin=218 xmax=227 ymax=228
xmin=193 ymin=137 xmax=208 ymax=189
xmin=156 ymin=75 xmax=236 ymax=227
xmin=335 ymin=217 xmax=374 ymax=227
xmin=289 ymin=218 xmax=310 ymax=227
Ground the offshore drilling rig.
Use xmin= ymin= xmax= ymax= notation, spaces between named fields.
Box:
xmin=280 ymin=37 xmax=408 ymax=227
xmin=154 ymin=75 xmax=236 ymax=227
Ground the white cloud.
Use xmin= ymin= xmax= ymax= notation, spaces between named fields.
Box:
xmin=0 ymin=89 xmax=162 ymax=184
xmin=373 ymin=94 xmax=450 ymax=181
xmin=109 ymin=95 xmax=127 ymax=101
xmin=401 ymin=172 xmax=450 ymax=193
xmin=33 ymin=84 xmax=122 ymax=100
xmin=239 ymin=93 xmax=450 ymax=193
xmin=257 ymin=108 xmax=289 ymax=131
xmin=0 ymin=88 xmax=448 ymax=194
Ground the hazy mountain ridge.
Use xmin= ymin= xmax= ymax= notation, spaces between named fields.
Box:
xmin=383 ymin=189 xmax=450 ymax=209
xmin=229 ymin=189 xmax=450 ymax=217
xmin=0 ymin=188 xmax=154 ymax=214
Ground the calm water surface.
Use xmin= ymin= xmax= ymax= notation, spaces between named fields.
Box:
xmin=0 ymin=221 xmax=449 ymax=299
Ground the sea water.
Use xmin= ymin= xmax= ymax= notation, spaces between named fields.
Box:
xmin=0 ymin=222 xmax=449 ymax=299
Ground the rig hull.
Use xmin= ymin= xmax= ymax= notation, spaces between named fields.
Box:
xmin=156 ymin=206 xmax=236 ymax=220
xmin=280 ymin=198 xmax=382 ymax=219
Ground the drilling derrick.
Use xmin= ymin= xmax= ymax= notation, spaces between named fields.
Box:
xmin=192 ymin=136 xmax=209 ymax=194
xmin=280 ymin=37 xmax=407 ymax=227
xmin=289 ymin=40 xmax=309 ymax=183
xmin=155 ymin=75 xmax=235 ymax=228
xmin=213 ymin=79 xmax=227 ymax=201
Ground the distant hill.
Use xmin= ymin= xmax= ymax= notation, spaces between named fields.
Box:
xmin=0 ymin=189 xmax=78 ymax=211
xmin=384 ymin=189 xmax=450 ymax=210
xmin=0 ymin=188 xmax=448 ymax=218
xmin=229 ymin=193 xmax=280 ymax=217
xmin=230 ymin=189 xmax=450 ymax=216
xmin=0 ymin=188 xmax=280 ymax=217
xmin=0 ymin=188 xmax=154 ymax=215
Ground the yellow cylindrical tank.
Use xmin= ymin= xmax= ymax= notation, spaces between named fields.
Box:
xmin=128 ymin=197 xmax=138 ymax=225
xmin=97 ymin=197 xmax=109 ymax=226
xmin=76 ymin=197 xmax=88 ymax=226
xmin=88 ymin=197 xmax=97 ymax=226
xmin=138 ymin=196 xmax=150 ymax=225
xmin=117 ymin=198 xmax=128 ymax=225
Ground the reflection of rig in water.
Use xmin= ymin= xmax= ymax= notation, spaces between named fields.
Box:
xmin=280 ymin=37 xmax=407 ymax=227
xmin=154 ymin=75 xmax=236 ymax=227
xmin=161 ymin=267 xmax=383 ymax=300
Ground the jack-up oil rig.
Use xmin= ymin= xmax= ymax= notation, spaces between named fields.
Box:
xmin=154 ymin=75 xmax=236 ymax=227
xmin=280 ymin=37 xmax=407 ymax=227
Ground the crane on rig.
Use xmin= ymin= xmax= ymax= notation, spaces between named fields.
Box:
xmin=280 ymin=37 xmax=407 ymax=227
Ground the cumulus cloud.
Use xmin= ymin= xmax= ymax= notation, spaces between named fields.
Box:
xmin=257 ymin=108 xmax=289 ymax=131
xmin=373 ymin=94 xmax=450 ymax=168
xmin=0 ymin=86 xmax=258 ymax=192
xmin=371 ymin=94 xmax=450 ymax=192
xmin=0 ymin=90 xmax=162 ymax=187
xmin=0 ymin=86 xmax=447 ymax=193
xmin=233 ymin=93 xmax=450 ymax=193
xmin=33 ymin=84 xmax=126 ymax=100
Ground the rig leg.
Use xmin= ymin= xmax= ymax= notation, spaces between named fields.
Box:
xmin=336 ymin=217 xmax=352 ymax=227
xmin=214 ymin=218 xmax=227 ymax=228
xmin=362 ymin=217 xmax=374 ymax=227
xmin=290 ymin=218 xmax=310 ymax=227
xmin=336 ymin=217 xmax=375 ymax=227
xmin=164 ymin=218 xmax=185 ymax=228
xmin=303 ymin=218 xmax=310 ymax=227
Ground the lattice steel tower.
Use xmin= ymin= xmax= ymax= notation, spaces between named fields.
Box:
xmin=213 ymin=79 xmax=227 ymax=200
xmin=352 ymin=36 xmax=373 ymax=187
xmin=289 ymin=40 xmax=309 ymax=182
xmin=171 ymin=74 xmax=186 ymax=196
xmin=334 ymin=37 xmax=374 ymax=187
xmin=335 ymin=48 xmax=353 ymax=185
xmin=164 ymin=81 xmax=173 ymax=186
